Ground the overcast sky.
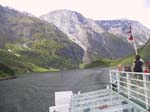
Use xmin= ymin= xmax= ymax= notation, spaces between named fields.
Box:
xmin=0 ymin=0 xmax=150 ymax=28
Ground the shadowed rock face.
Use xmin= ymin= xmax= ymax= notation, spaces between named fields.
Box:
xmin=41 ymin=10 xmax=150 ymax=62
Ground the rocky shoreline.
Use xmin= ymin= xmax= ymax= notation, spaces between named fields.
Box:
xmin=0 ymin=76 xmax=16 ymax=81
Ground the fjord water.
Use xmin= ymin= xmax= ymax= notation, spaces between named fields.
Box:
xmin=0 ymin=68 xmax=110 ymax=112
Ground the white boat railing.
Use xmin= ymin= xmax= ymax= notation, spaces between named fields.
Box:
xmin=110 ymin=70 xmax=150 ymax=111
xmin=69 ymin=88 xmax=147 ymax=112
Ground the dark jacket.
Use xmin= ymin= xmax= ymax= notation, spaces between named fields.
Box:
xmin=133 ymin=60 xmax=143 ymax=72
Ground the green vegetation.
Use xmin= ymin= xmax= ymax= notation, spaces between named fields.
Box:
xmin=79 ymin=63 xmax=86 ymax=69
xmin=0 ymin=6 xmax=84 ymax=78
xmin=85 ymin=39 xmax=150 ymax=68
xmin=0 ymin=49 xmax=49 ymax=78
xmin=2 ymin=5 xmax=150 ymax=78
xmin=0 ymin=63 xmax=14 ymax=78
xmin=49 ymin=67 xmax=60 ymax=72
xmin=0 ymin=26 xmax=82 ymax=78
xmin=140 ymin=39 xmax=150 ymax=62
xmin=85 ymin=54 xmax=135 ymax=68
xmin=0 ymin=39 xmax=80 ymax=78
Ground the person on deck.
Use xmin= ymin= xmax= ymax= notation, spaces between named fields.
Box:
xmin=118 ymin=64 xmax=123 ymax=71
xmin=133 ymin=55 xmax=144 ymax=72
xmin=133 ymin=55 xmax=144 ymax=79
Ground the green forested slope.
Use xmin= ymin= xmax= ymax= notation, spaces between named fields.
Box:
xmin=0 ymin=5 xmax=84 ymax=77
xmin=85 ymin=39 xmax=150 ymax=68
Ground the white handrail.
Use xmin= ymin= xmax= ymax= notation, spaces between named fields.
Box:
xmin=110 ymin=70 xmax=150 ymax=110
xmin=118 ymin=88 xmax=150 ymax=106
xmin=111 ymin=70 xmax=150 ymax=75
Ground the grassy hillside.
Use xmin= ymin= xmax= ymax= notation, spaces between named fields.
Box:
xmin=0 ymin=49 xmax=51 ymax=77
xmin=0 ymin=62 xmax=15 ymax=78
xmin=0 ymin=5 xmax=84 ymax=78
xmin=85 ymin=38 xmax=150 ymax=69
xmin=84 ymin=55 xmax=134 ymax=68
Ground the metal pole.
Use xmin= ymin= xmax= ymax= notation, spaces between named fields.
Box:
xmin=133 ymin=37 xmax=138 ymax=55
xmin=116 ymin=72 xmax=120 ymax=93
xmin=143 ymin=73 xmax=149 ymax=110
xmin=128 ymin=24 xmax=138 ymax=55
xmin=109 ymin=71 xmax=112 ymax=90
xmin=127 ymin=72 xmax=131 ymax=99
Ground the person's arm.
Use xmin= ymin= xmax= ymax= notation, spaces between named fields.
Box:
xmin=140 ymin=59 xmax=145 ymax=64
xmin=140 ymin=59 xmax=145 ymax=70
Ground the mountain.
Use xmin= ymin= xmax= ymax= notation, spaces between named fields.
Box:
xmin=97 ymin=19 xmax=150 ymax=47
xmin=86 ymin=38 xmax=150 ymax=68
xmin=0 ymin=6 xmax=84 ymax=77
xmin=1 ymin=6 xmax=150 ymax=77
xmin=140 ymin=39 xmax=150 ymax=62
xmin=41 ymin=10 xmax=150 ymax=63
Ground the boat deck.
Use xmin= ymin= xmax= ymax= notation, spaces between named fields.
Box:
xmin=49 ymin=70 xmax=150 ymax=112
xmin=70 ymin=89 xmax=147 ymax=112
